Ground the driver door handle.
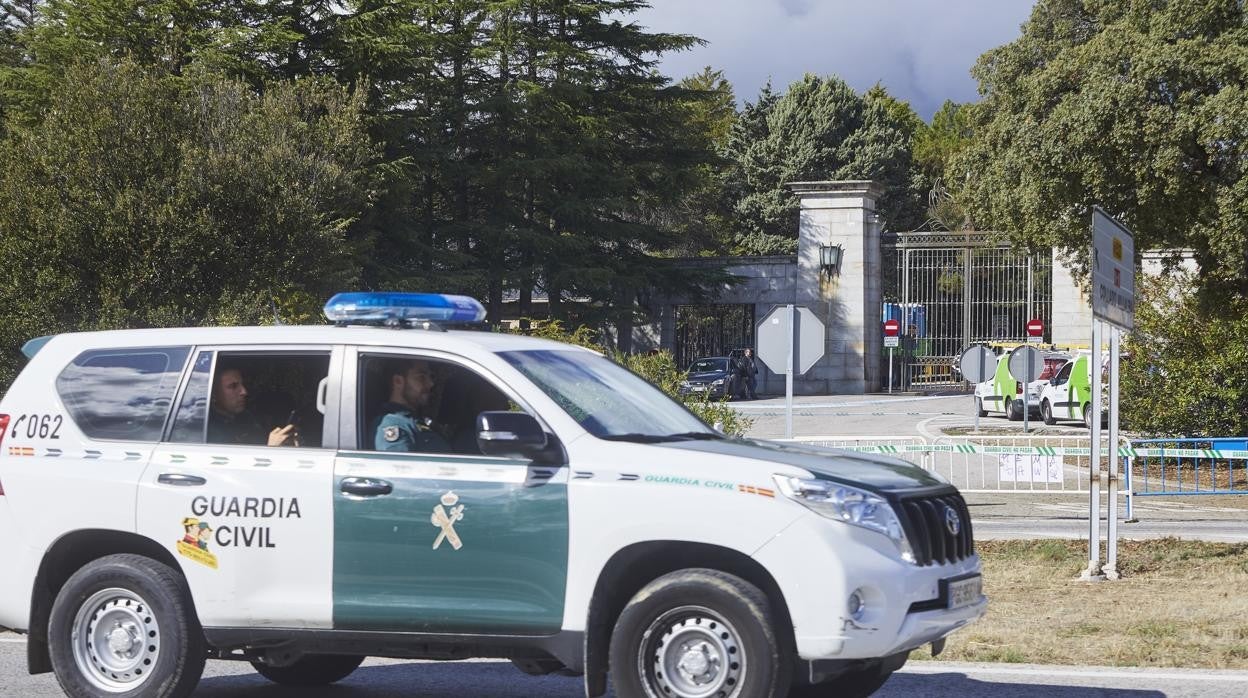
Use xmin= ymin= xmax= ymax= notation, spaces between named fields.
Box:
xmin=157 ymin=473 xmax=206 ymax=487
xmin=340 ymin=477 xmax=393 ymax=497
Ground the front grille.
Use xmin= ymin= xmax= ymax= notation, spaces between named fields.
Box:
xmin=894 ymin=491 xmax=974 ymax=566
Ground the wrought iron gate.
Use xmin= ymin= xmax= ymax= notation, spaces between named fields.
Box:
xmin=673 ymin=304 xmax=755 ymax=370
xmin=883 ymin=232 xmax=1052 ymax=388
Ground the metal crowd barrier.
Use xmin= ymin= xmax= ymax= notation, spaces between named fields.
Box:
xmin=781 ymin=434 xmax=1130 ymax=495
xmin=1123 ymin=438 xmax=1248 ymax=520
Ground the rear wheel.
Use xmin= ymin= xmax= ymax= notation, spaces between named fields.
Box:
xmin=1006 ymin=398 xmax=1022 ymax=421
xmin=1041 ymin=400 xmax=1055 ymax=425
xmin=975 ymin=397 xmax=987 ymax=418
xmin=48 ymin=554 xmax=205 ymax=698
xmin=1083 ymin=404 xmax=1092 ymax=430
xmin=610 ymin=569 xmax=791 ymax=698
xmin=252 ymin=654 xmax=364 ymax=686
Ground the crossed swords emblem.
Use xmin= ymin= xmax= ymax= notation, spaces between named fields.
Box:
xmin=431 ymin=491 xmax=465 ymax=550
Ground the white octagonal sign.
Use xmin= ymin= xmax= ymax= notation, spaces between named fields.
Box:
xmin=757 ymin=306 xmax=825 ymax=375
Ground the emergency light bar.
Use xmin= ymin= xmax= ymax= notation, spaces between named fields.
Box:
xmin=324 ymin=292 xmax=487 ymax=326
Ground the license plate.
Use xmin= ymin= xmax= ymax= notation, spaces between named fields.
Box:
xmin=947 ymin=575 xmax=982 ymax=610
xmin=691 ymin=385 xmax=706 ymax=392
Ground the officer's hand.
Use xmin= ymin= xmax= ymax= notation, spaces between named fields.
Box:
xmin=268 ymin=425 xmax=295 ymax=447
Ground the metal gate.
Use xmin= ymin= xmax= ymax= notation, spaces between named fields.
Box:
xmin=673 ymin=304 xmax=755 ymax=370
xmin=883 ymin=232 xmax=1052 ymax=388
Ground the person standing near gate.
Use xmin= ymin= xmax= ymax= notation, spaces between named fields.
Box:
xmin=736 ymin=348 xmax=758 ymax=400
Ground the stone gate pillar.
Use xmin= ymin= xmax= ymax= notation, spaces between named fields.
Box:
xmin=787 ymin=181 xmax=884 ymax=394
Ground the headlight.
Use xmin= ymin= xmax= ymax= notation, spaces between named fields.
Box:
xmin=711 ymin=378 xmax=725 ymax=387
xmin=680 ymin=380 xmax=691 ymax=389
xmin=772 ymin=476 xmax=915 ymax=563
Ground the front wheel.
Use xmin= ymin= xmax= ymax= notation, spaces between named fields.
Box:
xmin=1006 ymin=398 xmax=1022 ymax=421
xmin=975 ymin=397 xmax=987 ymax=418
xmin=252 ymin=654 xmax=365 ymax=686
xmin=48 ymin=554 xmax=205 ymax=698
xmin=1041 ymin=399 xmax=1056 ymax=425
xmin=610 ymin=569 xmax=791 ymax=698
xmin=1083 ymin=404 xmax=1093 ymax=430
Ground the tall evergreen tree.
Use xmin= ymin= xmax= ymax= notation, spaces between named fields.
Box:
xmin=724 ymin=75 xmax=922 ymax=254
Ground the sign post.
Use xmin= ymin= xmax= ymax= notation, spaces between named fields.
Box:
xmin=1026 ymin=318 xmax=1044 ymax=344
xmin=757 ymin=305 xmax=826 ymax=438
xmin=1086 ymin=207 xmax=1136 ymax=582
xmin=1007 ymin=345 xmax=1044 ymax=434
xmin=883 ymin=319 xmax=901 ymax=394
xmin=958 ymin=345 xmax=995 ymax=434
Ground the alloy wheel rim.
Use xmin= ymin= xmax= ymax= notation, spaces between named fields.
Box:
xmin=71 ymin=588 xmax=160 ymax=693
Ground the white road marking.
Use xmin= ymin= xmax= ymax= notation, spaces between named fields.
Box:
xmin=902 ymin=663 xmax=1248 ymax=683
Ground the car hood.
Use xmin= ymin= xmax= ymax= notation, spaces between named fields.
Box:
xmin=687 ymin=370 xmax=729 ymax=381
xmin=662 ymin=437 xmax=945 ymax=492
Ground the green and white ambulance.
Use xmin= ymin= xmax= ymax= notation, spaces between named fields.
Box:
xmin=0 ymin=293 xmax=984 ymax=698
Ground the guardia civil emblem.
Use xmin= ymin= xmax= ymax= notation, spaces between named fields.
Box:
xmin=383 ymin=425 xmax=400 ymax=442
xmin=431 ymin=491 xmax=465 ymax=550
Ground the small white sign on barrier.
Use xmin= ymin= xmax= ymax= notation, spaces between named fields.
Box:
xmin=998 ymin=455 xmax=1063 ymax=484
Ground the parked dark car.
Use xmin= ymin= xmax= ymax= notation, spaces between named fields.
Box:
xmin=679 ymin=356 xmax=734 ymax=399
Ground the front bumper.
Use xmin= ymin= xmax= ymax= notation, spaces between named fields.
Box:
xmin=752 ymin=512 xmax=986 ymax=660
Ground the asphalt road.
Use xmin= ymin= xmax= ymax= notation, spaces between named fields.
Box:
xmin=2 ymin=640 xmax=1246 ymax=698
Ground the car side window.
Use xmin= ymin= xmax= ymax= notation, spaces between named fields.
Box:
xmin=358 ymin=354 xmax=518 ymax=455
xmin=1055 ymin=363 xmax=1072 ymax=385
xmin=166 ymin=351 xmax=330 ymax=448
xmin=55 ymin=347 xmax=191 ymax=442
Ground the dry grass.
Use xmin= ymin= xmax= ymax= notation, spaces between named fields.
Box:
xmin=912 ymin=539 xmax=1248 ymax=668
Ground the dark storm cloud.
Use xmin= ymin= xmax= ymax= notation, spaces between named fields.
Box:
xmin=632 ymin=0 xmax=1035 ymax=120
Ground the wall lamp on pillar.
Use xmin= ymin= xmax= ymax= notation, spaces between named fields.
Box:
xmin=819 ymin=243 xmax=843 ymax=276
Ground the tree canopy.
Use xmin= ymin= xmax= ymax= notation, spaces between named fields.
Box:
xmin=956 ymin=0 xmax=1248 ymax=298
xmin=723 ymin=75 xmax=924 ymax=255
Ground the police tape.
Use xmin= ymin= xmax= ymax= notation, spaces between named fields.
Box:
xmin=787 ymin=441 xmax=1248 ymax=460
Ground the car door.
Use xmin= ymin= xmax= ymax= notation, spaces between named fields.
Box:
xmin=1048 ymin=362 xmax=1078 ymax=417
xmin=331 ymin=347 xmax=569 ymax=635
xmin=136 ymin=345 xmax=342 ymax=628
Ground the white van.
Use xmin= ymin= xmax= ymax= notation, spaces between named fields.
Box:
xmin=0 ymin=293 xmax=984 ymax=698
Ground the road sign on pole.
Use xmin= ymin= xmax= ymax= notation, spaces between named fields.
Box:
xmin=1026 ymin=317 xmax=1044 ymax=344
xmin=883 ymin=318 xmax=900 ymax=337
xmin=1092 ymin=208 xmax=1136 ymax=331
xmin=959 ymin=345 xmax=996 ymax=434
xmin=757 ymin=305 xmax=826 ymax=437
xmin=1008 ymin=346 xmax=1044 ymax=433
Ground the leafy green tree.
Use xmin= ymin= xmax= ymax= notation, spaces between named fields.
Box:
xmin=957 ymin=0 xmax=1248 ymax=299
xmin=0 ymin=60 xmax=375 ymax=387
xmin=1121 ymin=274 xmax=1248 ymax=436
xmin=913 ymin=100 xmax=975 ymax=231
xmin=724 ymin=75 xmax=924 ymax=255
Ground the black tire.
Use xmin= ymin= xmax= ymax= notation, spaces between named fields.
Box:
xmin=610 ymin=568 xmax=792 ymax=698
xmin=48 ymin=554 xmax=205 ymax=698
xmin=788 ymin=658 xmax=903 ymax=698
xmin=975 ymin=397 xmax=987 ymax=418
xmin=1083 ymin=404 xmax=1092 ymax=430
xmin=1006 ymin=398 xmax=1022 ymax=421
xmin=252 ymin=654 xmax=365 ymax=686
xmin=1041 ymin=399 xmax=1056 ymax=425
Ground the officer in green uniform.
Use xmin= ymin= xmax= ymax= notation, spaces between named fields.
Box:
xmin=373 ymin=359 xmax=452 ymax=453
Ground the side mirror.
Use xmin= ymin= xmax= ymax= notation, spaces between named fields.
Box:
xmin=476 ymin=411 xmax=549 ymax=460
xmin=1049 ymin=376 xmax=1059 ymax=385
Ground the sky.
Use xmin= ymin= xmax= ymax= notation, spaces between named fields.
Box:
xmin=631 ymin=0 xmax=1036 ymax=120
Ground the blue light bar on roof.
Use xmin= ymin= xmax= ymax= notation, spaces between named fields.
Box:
xmin=324 ymin=292 xmax=486 ymax=325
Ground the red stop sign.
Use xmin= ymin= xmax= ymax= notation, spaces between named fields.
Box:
xmin=1026 ymin=318 xmax=1044 ymax=337
xmin=883 ymin=319 xmax=901 ymax=337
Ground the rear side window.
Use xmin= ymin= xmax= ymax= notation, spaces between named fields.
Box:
xmin=56 ymin=347 xmax=190 ymax=441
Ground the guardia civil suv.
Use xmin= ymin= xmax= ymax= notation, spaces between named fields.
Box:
xmin=0 ymin=293 xmax=985 ymax=698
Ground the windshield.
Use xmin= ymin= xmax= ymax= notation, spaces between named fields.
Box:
xmin=689 ymin=358 xmax=727 ymax=373
xmin=499 ymin=350 xmax=717 ymax=440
